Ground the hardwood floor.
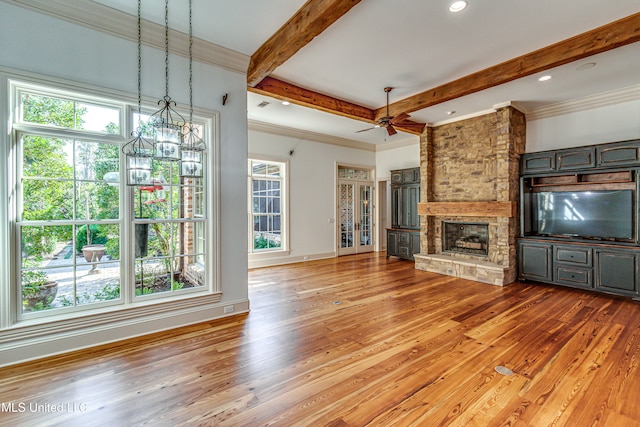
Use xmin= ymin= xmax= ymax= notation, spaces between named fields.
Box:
xmin=2 ymin=252 xmax=640 ymax=426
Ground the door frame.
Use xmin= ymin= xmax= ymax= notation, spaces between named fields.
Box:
xmin=335 ymin=164 xmax=375 ymax=256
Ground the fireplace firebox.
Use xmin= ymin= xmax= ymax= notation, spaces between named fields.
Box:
xmin=443 ymin=221 xmax=489 ymax=256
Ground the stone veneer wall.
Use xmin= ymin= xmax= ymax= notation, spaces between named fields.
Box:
xmin=416 ymin=106 xmax=526 ymax=285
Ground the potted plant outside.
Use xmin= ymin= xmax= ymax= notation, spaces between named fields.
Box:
xmin=22 ymin=268 xmax=58 ymax=311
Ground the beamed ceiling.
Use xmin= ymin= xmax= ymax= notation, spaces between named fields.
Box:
xmin=15 ymin=0 xmax=640 ymax=146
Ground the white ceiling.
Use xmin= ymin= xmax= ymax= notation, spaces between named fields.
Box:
xmin=95 ymin=0 xmax=640 ymax=146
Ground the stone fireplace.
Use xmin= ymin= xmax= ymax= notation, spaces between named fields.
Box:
xmin=443 ymin=221 xmax=489 ymax=256
xmin=413 ymin=106 xmax=526 ymax=286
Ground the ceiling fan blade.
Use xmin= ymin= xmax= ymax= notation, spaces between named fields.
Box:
xmin=390 ymin=112 xmax=410 ymax=124
xmin=356 ymin=126 xmax=376 ymax=133
xmin=386 ymin=125 xmax=397 ymax=136
xmin=397 ymin=122 xmax=426 ymax=132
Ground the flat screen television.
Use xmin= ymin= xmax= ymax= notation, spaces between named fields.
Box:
xmin=534 ymin=190 xmax=634 ymax=240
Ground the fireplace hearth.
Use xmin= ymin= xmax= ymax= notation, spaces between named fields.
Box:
xmin=443 ymin=222 xmax=489 ymax=256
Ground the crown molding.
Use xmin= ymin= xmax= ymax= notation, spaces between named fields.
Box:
xmin=2 ymin=0 xmax=250 ymax=75
xmin=375 ymin=136 xmax=420 ymax=152
xmin=248 ymin=120 xmax=377 ymax=152
xmin=525 ymin=84 xmax=640 ymax=121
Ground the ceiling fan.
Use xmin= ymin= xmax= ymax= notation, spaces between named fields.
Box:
xmin=356 ymin=87 xmax=413 ymax=136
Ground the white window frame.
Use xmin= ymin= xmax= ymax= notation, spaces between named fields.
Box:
xmin=0 ymin=70 xmax=220 ymax=328
xmin=248 ymin=157 xmax=289 ymax=259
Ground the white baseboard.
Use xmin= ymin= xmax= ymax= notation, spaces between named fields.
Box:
xmin=248 ymin=252 xmax=336 ymax=269
xmin=0 ymin=298 xmax=250 ymax=367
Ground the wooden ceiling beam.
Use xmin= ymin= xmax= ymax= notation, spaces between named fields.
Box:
xmin=247 ymin=0 xmax=361 ymax=87
xmin=378 ymin=12 xmax=640 ymax=120
xmin=250 ymin=77 xmax=426 ymax=135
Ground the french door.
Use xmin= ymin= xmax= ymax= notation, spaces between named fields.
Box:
xmin=338 ymin=179 xmax=374 ymax=256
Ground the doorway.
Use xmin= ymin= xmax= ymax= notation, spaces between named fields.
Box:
xmin=337 ymin=166 xmax=374 ymax=256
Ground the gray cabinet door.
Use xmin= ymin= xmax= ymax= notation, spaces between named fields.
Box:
xmin=521 ymin=152 xmax=555 ymax=174
xmin=595 ymin=249 xmax=638 ymax=295
xmin=403 ymin=184 xmax=420 ymax=229
xmin=597 ymin=140 xmax=640 ymax=168
xmin=556 ymin=147 xmax=596 ymax=171
xmin=518 ymin=241 xmax=553 ymax=282
xmin=387 ymin=230 xmax=399 ymax=258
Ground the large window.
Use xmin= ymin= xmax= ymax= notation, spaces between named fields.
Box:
xmin=248 ymin=159 xmax=287 ymax=253
xmin=10 ymin=81 xmax=212 ymax=319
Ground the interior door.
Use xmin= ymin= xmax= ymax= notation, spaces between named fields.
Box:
xmin=338 ymin=180 xmax=374 ymax=255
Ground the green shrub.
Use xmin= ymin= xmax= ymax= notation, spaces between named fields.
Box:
xmin=75 ymin=224 xmax=107 ymax=253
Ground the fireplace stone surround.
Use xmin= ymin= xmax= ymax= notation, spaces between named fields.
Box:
xmin=413 ymin=106 xmax=526 ymax=286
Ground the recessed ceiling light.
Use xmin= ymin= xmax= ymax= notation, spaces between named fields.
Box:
xmin=447 ymin=110 xmax=456 ymax=115
xmin=538 ymin=75 xmax=552 ymax=82
xmin=449 ymin=1 xmax=468 ymax=12
xmin=282 ymin=101 xmax=290 ymax=106
xmin=576 ymin=62 xmax=596 ymax=71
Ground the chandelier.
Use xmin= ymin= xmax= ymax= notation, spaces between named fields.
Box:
xmin=124 ymin=0 xmax=206 ymax=185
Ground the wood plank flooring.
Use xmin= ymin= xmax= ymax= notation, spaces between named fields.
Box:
xmin=2 ymin=252 xmax=640 ymax=426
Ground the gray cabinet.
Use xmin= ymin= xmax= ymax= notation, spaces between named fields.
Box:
xmin=518 ymin=241 xmax=553 ymax=282
xmin=595 ymin=249 xmax=638 ymax=296
xmin=388 ymin=167 xmax=420 ymax=260
xmin=519 ymin=240 xmax=639 ymax=297
xmin=387 ymin=229 xmax=420 ymax=260
xmin=521 ymin=139 xmax=640 ymax=175
xmin=391 ymin=184 xmax=420 ymax=229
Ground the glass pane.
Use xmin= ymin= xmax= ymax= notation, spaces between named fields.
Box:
xmin=360 ymin=184 xmax=372 ymax=246
xmin=135 ymin=185 xmax=169 ymax=220
xmin=266 ymin=164 xmax=281 ymax=177
xmin=21 ymin=225 xmax=74 ymax=264
xmin=133 ymin=112 xmax=156 ymax=138
xmin=340 ymin=183 xmax=354 ymax=248
xmin=21 ymin=266 xmax=60 ymax=313
xmin=252 ymin=162 xmax=266 ymax=176
xmin=21 ymin=93 xmax=75 ymax=128
xmin=182 ymin=254 xmax=205 ymax=287
xmin=22 ymin=179 xmax=73 ymax=221
xmin=23 ymin=135 xmax=73 ymax=178
xmin=76 ymin=181 xmax=119 ymax=220
xmin=75 ymin=141 xmax=119 ymax=181
xmin=147 ymin=222 xmax=175 ymax=258
xmin=136 ymin=259 xmax=171 ymax=296
xmin=76 ymin=103 xmax=120 ymax=134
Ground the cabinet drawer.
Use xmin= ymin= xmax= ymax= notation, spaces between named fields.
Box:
xmin=398 ymin=232 xmax=410 ymax=244
xmin=398 ymin=245 xmax=411 ymax=258
xmin=554 ymin=246 xmax=592 ymax=266
xmin=555 ymin=266 xmax=593 ymax=288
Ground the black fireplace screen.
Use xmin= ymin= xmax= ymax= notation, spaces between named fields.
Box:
xmin=443 ymin=222 xmax=489 ymax=256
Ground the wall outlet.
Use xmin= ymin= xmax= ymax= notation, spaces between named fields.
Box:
xmin=223 ymin=305 xmax=234 ymax=313
xmin=303 ymin=256 xmax=309 ymax=260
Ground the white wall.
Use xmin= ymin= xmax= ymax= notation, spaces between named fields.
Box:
xmin=375 ymin=143 xmax=421 ymax=181
xmin=526 ymin=99 xmax=640 ymax=152
xmin=248 ymin=128 xmax=376 ymax=266
xmin=0 ymin=2 xmax=248 ymax=365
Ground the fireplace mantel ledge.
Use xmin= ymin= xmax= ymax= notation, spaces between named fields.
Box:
xmin=418 ymin=201 xmax=516 ymax=218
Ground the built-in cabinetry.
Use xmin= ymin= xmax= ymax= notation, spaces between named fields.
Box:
xmin=387 ymin=167 xmax=420 ymax=260
xmin=518 ymin=139 xmax=640 ymax=298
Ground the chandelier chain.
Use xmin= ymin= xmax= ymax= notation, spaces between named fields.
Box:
xmin=189 ymin=0 xmax=193 ymax=123
xmin=136 ymin=0 xmax=142 ymax=117
xmin=164 ymin=0 xmax=169 ymax=98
